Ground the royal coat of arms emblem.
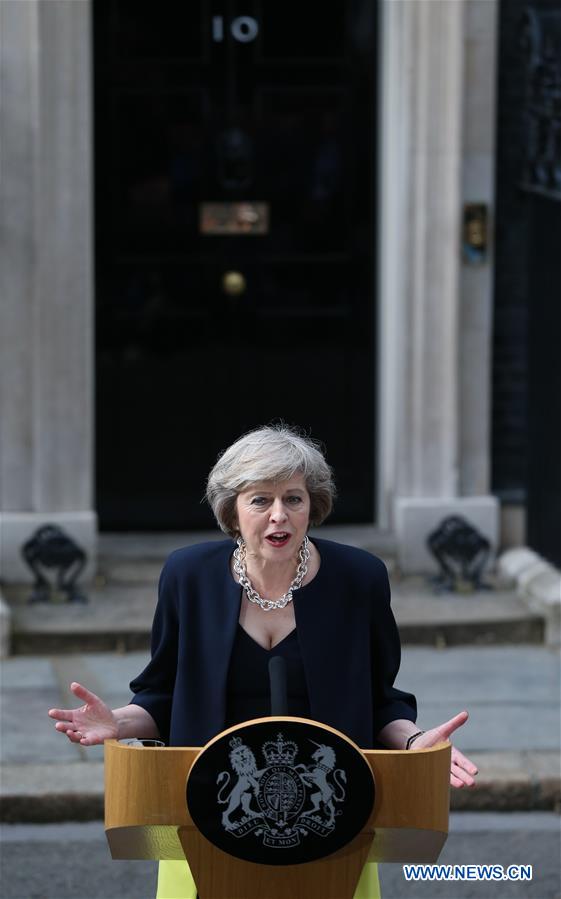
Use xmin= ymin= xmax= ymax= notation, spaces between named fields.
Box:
xmin=186 ymin=719 xmax=375 ymax=866
xmin=217 ymin=732 xmax=347 ymax=847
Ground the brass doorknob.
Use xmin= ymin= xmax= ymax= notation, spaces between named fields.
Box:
xmin=222 ymin=271 xmax=246 ymax=296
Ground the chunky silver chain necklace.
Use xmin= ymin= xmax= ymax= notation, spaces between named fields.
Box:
xmin=233 ymin=535 xmax=310 ymax=612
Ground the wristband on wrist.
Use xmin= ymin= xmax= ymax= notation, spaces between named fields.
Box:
xmin=405 ymin=730 xmax=425 ymax=750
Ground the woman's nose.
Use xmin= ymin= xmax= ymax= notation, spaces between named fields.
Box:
xmin=269 ymin=499 xmax=288 ymax=522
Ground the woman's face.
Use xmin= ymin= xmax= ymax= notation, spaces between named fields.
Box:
xmin=234 ymin=474 xmax=311 ymax=564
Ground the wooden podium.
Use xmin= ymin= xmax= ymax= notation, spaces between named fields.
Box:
xmin=105 ymin=719 xmax=451 ymax=899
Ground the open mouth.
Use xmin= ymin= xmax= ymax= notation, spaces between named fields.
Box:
xmin=265 ymin=532 xmax=291 ymax=547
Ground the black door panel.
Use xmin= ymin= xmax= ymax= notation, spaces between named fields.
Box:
xmin=95 ymin=0 xmax=376 ymax=529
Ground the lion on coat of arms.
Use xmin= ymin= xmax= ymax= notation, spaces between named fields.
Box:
xmin=216 ymin=738 xmax=264 ymax=830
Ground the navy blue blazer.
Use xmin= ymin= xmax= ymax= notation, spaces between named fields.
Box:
xmin=129 ymin=537 xmax=417 ymax=748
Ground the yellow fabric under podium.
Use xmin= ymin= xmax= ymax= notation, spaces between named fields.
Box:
xmin=156 ymin=858 xmax=381 ymax=898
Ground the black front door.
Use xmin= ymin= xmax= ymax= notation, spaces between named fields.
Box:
xmin=94 ymin=1 xmax=377 ymax=529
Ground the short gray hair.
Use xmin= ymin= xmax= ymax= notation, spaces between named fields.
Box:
xmin=206 ymin=425 xmax=336 ymax=537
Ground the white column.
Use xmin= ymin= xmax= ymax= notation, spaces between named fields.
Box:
xmin=0 ymin=0 xmax=96 ymax=581
xmin=377 ymin=0 xmax=498 ymax=571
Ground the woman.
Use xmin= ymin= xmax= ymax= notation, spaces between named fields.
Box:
xmin=49 ymin=425 xmax=478 ymax=898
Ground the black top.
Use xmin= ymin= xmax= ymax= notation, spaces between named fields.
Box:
xmin=130 ymin=538 xmax=417 ymax=748
xmin=225 ymin=625 xmax=311 ymax=727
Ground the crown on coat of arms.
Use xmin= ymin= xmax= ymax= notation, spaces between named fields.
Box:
xmin=262 ymin=733 xmax=298 ymax=765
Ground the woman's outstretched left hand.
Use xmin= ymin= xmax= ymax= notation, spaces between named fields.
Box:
xmin=412 ymin=710 xmax=478 ymax=788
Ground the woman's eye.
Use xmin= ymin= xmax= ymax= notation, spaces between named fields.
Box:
xmin=250 ymin=497 xmax=267 ymax=506
xmin=287 ymin=496 xmax=302 ymax=504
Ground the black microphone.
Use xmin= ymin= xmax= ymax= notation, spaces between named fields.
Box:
xmin=268 ymin=655 xmax=288 ymax=716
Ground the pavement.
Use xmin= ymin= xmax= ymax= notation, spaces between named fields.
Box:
xmin=0 ymin=528 xmax=560 ymax=822
xmin=3 ymin=815 xmax=561 ymax=899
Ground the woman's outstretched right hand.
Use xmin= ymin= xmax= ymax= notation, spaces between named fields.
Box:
xmin=48 ymin=682 xmax=118 ymax=746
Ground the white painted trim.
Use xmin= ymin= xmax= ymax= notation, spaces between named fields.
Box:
xmin=376 ymin=0 xmax=411 ymax=528
xmin=377 ymin=0 xmax=468 ymax=532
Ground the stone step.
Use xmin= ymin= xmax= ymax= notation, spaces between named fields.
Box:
xmin=1 ymin=752 xmax=559 ymax=822
xmin=4 ymin=578 xmax=545 ymax=654
xmin=3 ymin=527 xmax=547 ymax=655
